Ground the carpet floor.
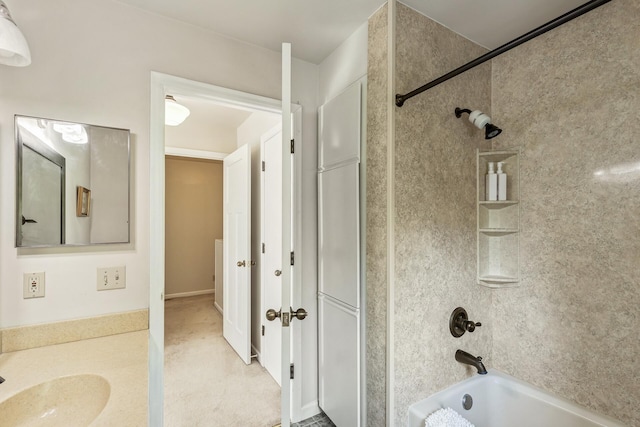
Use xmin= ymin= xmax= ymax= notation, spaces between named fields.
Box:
xmin=164 ymin=294 xmax=281 ymax=426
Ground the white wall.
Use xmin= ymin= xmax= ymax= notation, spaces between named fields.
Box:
xmin=0 ymin=1 xmax=341 ymax=421
xmin=0 ymin=0 xmax=314 ymax=326
xmin=319 ymin=23 xmax=368 ymax=104
xmin=237 ymin=112 xmax=281 ymax=149
xmin=0 ymin=0 xmax=321 ymax=416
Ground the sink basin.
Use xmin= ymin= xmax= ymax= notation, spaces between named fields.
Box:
xmin=0 ymin=374 xmax=110 ymax=426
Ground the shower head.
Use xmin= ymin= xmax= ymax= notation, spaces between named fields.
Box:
xmin=484 ymin=123 xmax=502 ymax=139
xmin=455 ymin=107 xmax=502 ymax=140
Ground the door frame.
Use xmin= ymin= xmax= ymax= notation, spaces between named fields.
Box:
xmin=149 ymin=71 xmax=303 ymax=425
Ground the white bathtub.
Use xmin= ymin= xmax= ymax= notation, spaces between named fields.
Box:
xmin=408 ymin=369 xmax=626 ymax=427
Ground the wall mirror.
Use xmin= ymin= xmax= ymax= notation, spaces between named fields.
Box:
xmin=15 ymin=115 xmax=130 ymax=247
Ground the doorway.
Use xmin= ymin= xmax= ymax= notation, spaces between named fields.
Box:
xmin=149 ymin=71 xmax=303 ymax=426
xmin=164 ymin=102 xmax=280 ymax=424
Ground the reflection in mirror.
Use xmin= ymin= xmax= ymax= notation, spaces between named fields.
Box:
xmin=15 ymin=116 xmax=130 ymax=247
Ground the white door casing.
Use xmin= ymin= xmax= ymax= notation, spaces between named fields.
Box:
xmin=223 ymin=144 xmax=252 ymax=365
xmin=261 ymin=124 xmax=283 ymax=385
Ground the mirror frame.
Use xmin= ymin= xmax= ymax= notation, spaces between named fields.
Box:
xmin=15 ymin=115 xmax=131 ymax=248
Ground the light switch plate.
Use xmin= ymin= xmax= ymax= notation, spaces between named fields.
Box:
xmin=23 ymin=272 xmax=45 ymax=298
xmin=97 ymin=266 xmax=126 ymax=291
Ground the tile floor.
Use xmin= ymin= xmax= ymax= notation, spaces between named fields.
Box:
xmin=292 ymin=412 xmax=336 ymax=427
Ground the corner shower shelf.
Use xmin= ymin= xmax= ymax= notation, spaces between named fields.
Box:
xmin=478 ymin=275 xmax=519 ymax=283
xmin=479 ymin=229 xmax=518 ymax=235
xmin=479 ymin=200 xmax=518 ymax=208
xmin=477 ymin=149 xmax=520 ymax=287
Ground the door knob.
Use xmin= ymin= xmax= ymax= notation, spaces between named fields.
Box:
xmin=237 ymin=260 xmax=246 ymax=267
xmin=274 ymin=270 xmax=282 ymax=276
xmin=291 ymin=307 xmax=308 ymax=321
xmin=266 ymin=309 xmax=281 ymax=321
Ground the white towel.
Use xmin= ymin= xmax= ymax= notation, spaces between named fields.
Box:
xmin=424 ymin=407 xmax=475 ymax=427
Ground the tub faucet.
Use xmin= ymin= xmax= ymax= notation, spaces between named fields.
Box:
xmin=455 ymin=349 xmax=487 ymax=375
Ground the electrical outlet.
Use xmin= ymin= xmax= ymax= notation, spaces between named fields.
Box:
xmin=97 ymin=266 xmax=126 ymax=291
xmin=23 ymin=272 xmax=45 ymax=298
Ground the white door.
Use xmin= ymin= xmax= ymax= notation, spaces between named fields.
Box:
xmin=261 ymin=125 xmax=283 ymax=385
xmin=20 ymin=145 xmax=64 ymax=246
xmin=279 ymin=42 xmax=293 ymax=427
xmin=223 ymin=144 xmax=252 ymax=365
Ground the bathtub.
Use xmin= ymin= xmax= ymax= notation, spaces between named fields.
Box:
xmin=408 ymin=369 xmax=626 ymax=427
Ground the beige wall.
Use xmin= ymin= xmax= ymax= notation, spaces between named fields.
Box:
xmin=393 ymin=3 xmax=492 ymax=424
xmin=165 ymin=157 xmax=223 ymax=296
xmin=366 ymin=5 xmax=389 ymax=426
xmin=368 ymin=1 xmax=639 ymax=426
xmin=491 ymin=1 xmax=640 ymax=425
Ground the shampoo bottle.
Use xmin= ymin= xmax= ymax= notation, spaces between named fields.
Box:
xmin=486 ymin=162 xmax=498 ymax=201
xmin=497 ymin=161 xmax=507 ymax=201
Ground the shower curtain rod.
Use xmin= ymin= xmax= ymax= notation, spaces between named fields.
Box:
xmin=395 ymin=0 xmax=612 ymax=107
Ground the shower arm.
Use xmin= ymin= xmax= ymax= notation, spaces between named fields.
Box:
xmin=395 ymin=0 xmax=612 ymax=107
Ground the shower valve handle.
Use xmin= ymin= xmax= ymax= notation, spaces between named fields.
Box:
xmin=464 ymin=321 xmax=482 ymax=333
xmin=450 ymin=307 xmax=482 ymax=337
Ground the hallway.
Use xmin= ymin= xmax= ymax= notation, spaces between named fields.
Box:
xmin=164 ymin=294 xmax=280 ymax=426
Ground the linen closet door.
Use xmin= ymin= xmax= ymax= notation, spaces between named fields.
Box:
xmin=317 ymin=81 xmax=363 ymax=427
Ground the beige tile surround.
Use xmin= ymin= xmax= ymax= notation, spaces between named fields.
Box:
xmin=365 ymin=4 xmax=389 ymax=426
xmin=367 ymin=1 xmax=638 ymax=426
xmin=0 ymin=309 xmax=148 ymax=353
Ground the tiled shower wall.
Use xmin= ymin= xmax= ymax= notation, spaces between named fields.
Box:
xmin=367 ymin=1 xmax=639 ymax=426
xmin=367 ymin=3 xmax=495 ymax=425
xmin=491 ymin=1 xmax=640 ymax=425
xmin=392 ymin=3 xmax=492 ymax=425
xmin=366 ymin=5 xmax=389 ymax=426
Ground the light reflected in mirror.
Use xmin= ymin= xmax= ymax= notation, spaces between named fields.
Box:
xmin=16 ymin=115 xmax=130 ymax=247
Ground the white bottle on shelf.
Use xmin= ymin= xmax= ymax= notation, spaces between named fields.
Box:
xmin=486 ymin=162 xmax=498 ymax=201
xmin=497 ymin=161 xmax=507 ymax=201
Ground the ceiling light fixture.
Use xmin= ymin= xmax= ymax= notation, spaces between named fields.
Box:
xmin=455 ymin=108 xmax=502 ymax=140
xmin=53 ymin=122 xmax=88 ymax=144
xmin=0 ymin=1 xmax=31 ymax=66
xmin=165 ymin=95 xmax=190 ymax=126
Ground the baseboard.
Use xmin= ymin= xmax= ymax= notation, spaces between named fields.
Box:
xmin=214 ymin=301 xmax=223 ymax=315
xmin=1 ymin=309 xmax=149 ymax=353
xmin=297 ymin=401 xmax=321 ymax=423
xmin=165 ymin=289 xmax=214 ymax=300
